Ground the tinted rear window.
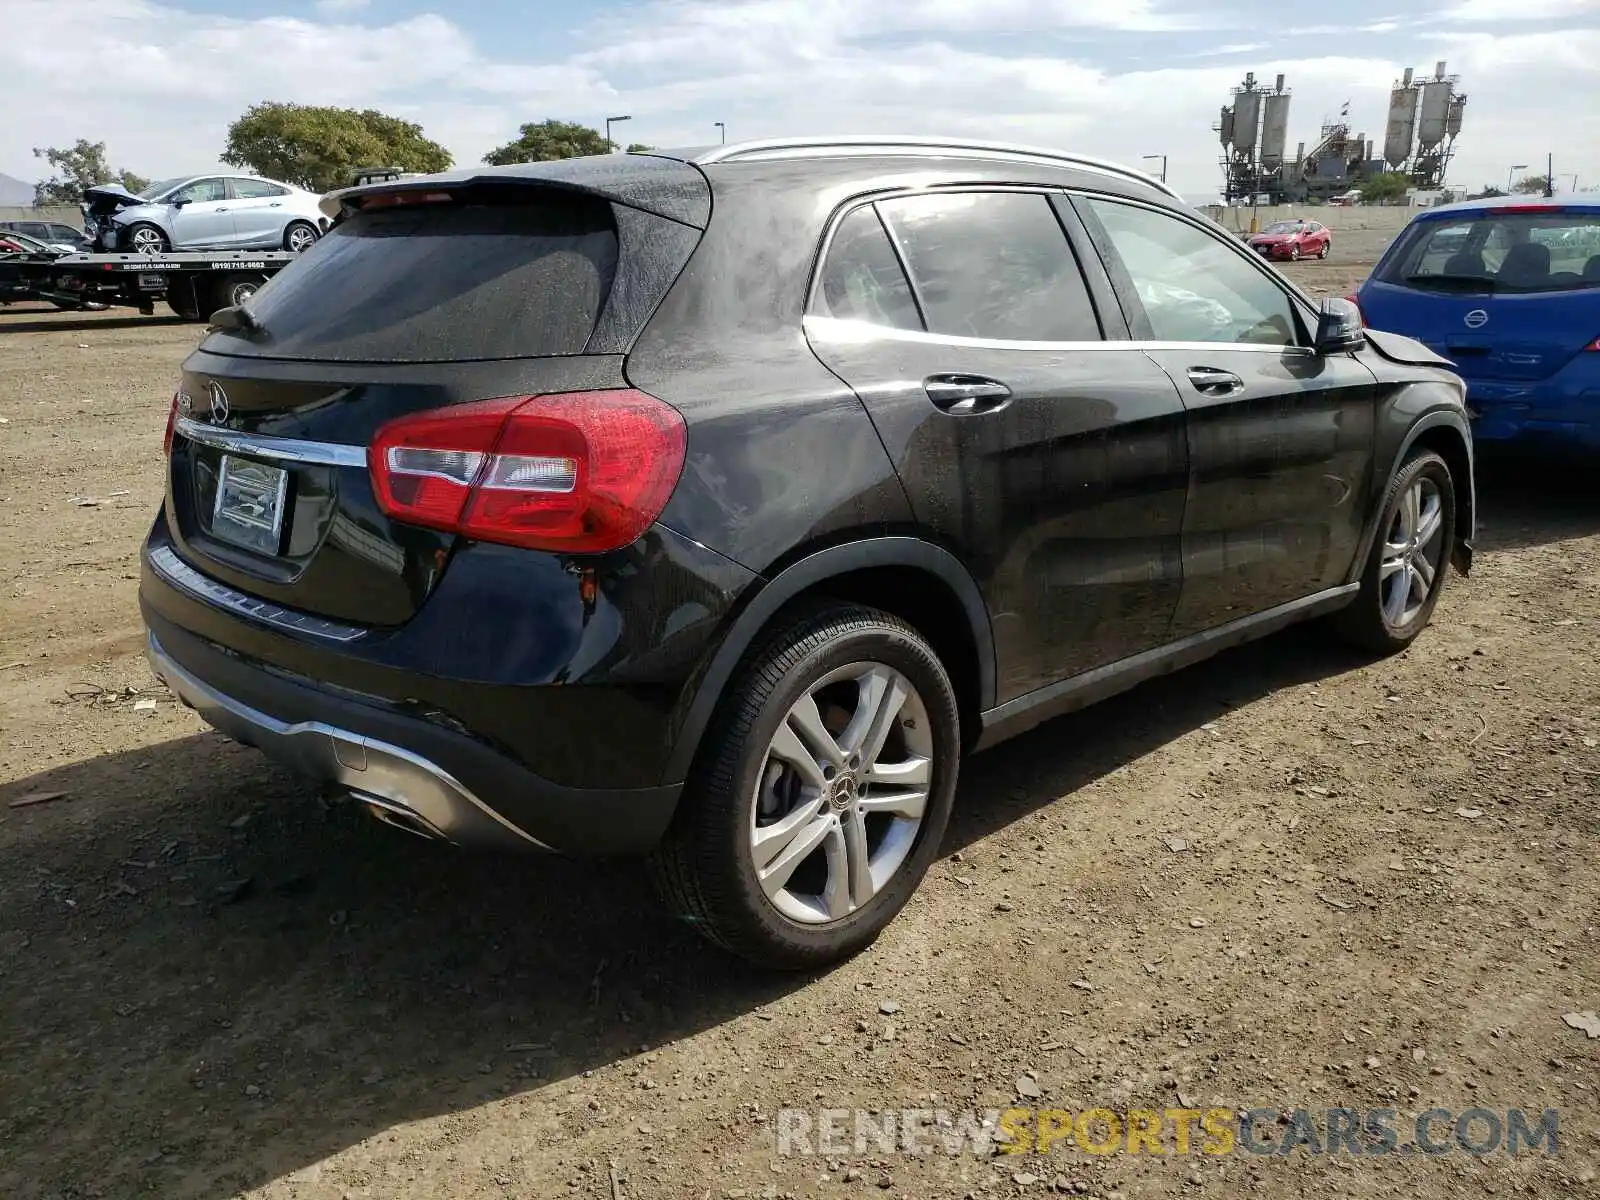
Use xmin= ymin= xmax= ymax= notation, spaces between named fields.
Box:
xmin=877 ymin=191 xmax=1102 ymax=342
xmin=213 ymin=193 xmax=618 ymax=362
xmin=1381 ymin=210 xmax=1600 ymax=293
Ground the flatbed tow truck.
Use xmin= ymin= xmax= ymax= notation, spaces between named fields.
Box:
xmin=3 ymin=249 xmax=297 ymax=320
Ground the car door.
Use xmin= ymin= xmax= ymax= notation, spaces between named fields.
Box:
xmin=227 ymin=178 xmax=291 ymax=246
xmin=166 ymin=178 xmax=236 ymax=248
xmin=803 ymin=189 xmax=1190 ymax=701
xmin=1074 ymin=194 xmax=1378 ymax=639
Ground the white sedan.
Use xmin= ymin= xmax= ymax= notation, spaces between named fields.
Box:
xmin=83 ymin=174 xmax=329 ymax=254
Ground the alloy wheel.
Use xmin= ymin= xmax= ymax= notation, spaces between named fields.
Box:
xmin=131 ymin=227 xmax=165 ymax=255
xmin=1380 ymin=477 xmax=1445 ymax=628
xmin=748 ymin=662 xmax=932 ymax=925
xmin=287 ymin=225 xmax=317 ymax=253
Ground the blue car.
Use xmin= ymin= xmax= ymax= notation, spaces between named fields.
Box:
xmin=1356 ymin=197 xmax=1600 ymax=451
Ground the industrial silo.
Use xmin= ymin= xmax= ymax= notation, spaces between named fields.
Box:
xmin=1233 ymin=87 xmax=1262 ymax=155
xmin=1260 ymin=78 xmax=1292 ymax=169
xmin=1384 ymin=81 xmax=1419 ymax=168
xmin=1418 ymin=78 xmax=1452 ymax=152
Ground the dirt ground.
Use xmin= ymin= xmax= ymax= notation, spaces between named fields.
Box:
xmin=1 ymin=244 xmax=1598 ymax=1200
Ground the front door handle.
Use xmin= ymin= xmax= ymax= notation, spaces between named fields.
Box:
xmin=924 ymin=374 xmax=1012 ymax=415
xmin=1186 ymin=366 xmax=1245 ymax=396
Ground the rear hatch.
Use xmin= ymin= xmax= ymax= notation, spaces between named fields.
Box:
xmin=163 ymin=163 xmax=708 ymax=627
xmin=1361 ymin=204 xmax=1600 ymax=383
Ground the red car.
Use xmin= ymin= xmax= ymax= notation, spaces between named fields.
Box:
xmin=1247 ymin=218 xmax=1331 ymax=261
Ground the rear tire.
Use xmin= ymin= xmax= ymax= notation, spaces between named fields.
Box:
xmin=283 ymin=221 xmax=318 ymax=253
xmin=650 ymin=603 xmax=960 ymax=970
xmin=1332 ymin=449 xmax=1456 ymax=654
xmin=1319 ymin=240 xmax=1331 ymax=259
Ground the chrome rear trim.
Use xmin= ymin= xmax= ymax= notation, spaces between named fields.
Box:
xmin=148 ymin=544 xmax=368 ymax=644
xmin=174 ymin=416 xmax=367 ymax=468
xmin=146 ymin=631 xmax=550 ymax=851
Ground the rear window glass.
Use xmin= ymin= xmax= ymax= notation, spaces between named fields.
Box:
xmin=1382 ymin=211 xmax=1600 ymax=293
xmin=214 ymin=193 xmax=618 ymax=362
xmin=815 ymin=206 xmax=922 ymax=331
xmin=877 ymin=191 xmax=1101 ymax=342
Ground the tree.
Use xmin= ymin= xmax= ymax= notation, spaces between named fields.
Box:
xmin=1359 ymin=171 xmax=1410 ymax=204
xmin=32 ymin=140 xmax=147 ymax=206
xmin=1469 ymin=185 xmax=1508 ymax=200
xmin=1512 ymin=174 xmax=1551 ymax=196
xmin=483 ymin=120 xmax=610 ymax=165
xmin=222 ymin=102 xmax=452 ymax=193
xmin=625 ymin=143 xmax=654 ymax=154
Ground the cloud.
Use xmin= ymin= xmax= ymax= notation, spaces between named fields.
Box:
xmin=0 ymin=0 xmax=1594 ymax=201
xmin=1447 ymin=0 xmax=1595 ymax=19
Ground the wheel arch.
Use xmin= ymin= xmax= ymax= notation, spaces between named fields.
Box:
xmin=1349 ymin=408 xmax=1475 ymax=584
xmin=662 ymin=537 xmax=996 ymax=782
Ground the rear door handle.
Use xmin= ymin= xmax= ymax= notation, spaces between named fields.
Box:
xmin=1185 ymin=366 xmax=1245 ymax=396
xmin=924 ymin=374 xmax=1012 ymax=414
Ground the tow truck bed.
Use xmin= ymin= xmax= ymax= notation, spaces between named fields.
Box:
xmin=7 ymin=250 xmax=297 ymax=320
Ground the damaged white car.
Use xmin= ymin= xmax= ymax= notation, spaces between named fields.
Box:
xmin=83 ymin=174 xmax=328 ymax=254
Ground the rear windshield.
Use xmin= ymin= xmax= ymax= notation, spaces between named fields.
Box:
xmin=212 ymin=191 xmax=618 ymax=362
xmin=1381 ymin=210 xmax=1600 ymax=293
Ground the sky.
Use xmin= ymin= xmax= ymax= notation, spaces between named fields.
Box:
xmin=3 ymin=0 xmax=1596 ymax=201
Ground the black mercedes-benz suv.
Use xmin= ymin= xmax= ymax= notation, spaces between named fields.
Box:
xmin=140 ymin=137 xmax=1475 ymax=968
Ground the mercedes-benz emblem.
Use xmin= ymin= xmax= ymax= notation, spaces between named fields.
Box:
xmin=207 ymin=381 xmax=230 ymax=424
xmin=1463 ymin=309 xmax=1489 ymax=329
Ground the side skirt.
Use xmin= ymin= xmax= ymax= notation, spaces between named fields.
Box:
xmin=974 ymin=584 xmax=1360 ymax=751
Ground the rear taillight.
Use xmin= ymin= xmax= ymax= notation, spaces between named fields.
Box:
xmin=1586 ymin=336 xmax=1600 ymax=352
xmin=1344 ymin=292 xmax=1366 ymax=327
xmin=368 ymin=390 xmax=686 ymax=554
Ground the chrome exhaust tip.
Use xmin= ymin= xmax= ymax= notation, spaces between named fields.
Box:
xmin=350 ymin=791 xmax=445 ymax=841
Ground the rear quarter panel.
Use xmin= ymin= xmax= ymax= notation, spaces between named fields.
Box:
xmin=627 ymin=161 xmax=917 ymax=574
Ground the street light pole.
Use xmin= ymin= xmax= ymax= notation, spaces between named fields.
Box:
xmin=1507 ymin=163 xmax=1527 ymax=193
xmin=714 ymin=121 xmax=726 ymax=144
xmin=605 ymin=115 xmax=632 ymax=153
xmin=1142 ymin=154 xmax=1167 ymax=183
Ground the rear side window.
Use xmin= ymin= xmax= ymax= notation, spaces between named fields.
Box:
xmin=1381 ymin=210 xmax=1600 ymax=292
xmin=214 ymin=193 xmax=618 ymax=362
xmin=877 ymin=192 xmax=1101 ymax=341
xmin=815 ymin=206 xmax=922 ymax=330
xmin=232 ymin=179 xmax=290 ymax=199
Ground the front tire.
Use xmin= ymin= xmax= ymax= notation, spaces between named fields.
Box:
xmin=651 ymin=603 xmax=960 ymax=969
xmin=126 ymin=223 xmax=169 ymax=255
xmin=1333 ymin=449 xmax=1455 ymax=653
xmin=1319 ymin=240 xmax=1331 ymax=259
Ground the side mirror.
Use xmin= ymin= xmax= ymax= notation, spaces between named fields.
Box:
xmin=1314 ymin=296 xmax=1365 ymax=354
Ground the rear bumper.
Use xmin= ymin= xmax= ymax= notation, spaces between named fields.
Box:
xmin=143 ymin=613 xmax=682 ymax=856
xmin=1466 ymin=378 xmax=1600 ymax=449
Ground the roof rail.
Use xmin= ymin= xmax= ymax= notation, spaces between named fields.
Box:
xmin=693 ymin=136 xmax=1182 ymax=201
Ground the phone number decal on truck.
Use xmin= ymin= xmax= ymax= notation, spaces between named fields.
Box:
xmin=109 ymin=260 xmax=270 ymax=272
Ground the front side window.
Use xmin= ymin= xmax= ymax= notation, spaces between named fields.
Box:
xmin=814 ymin=205 xmax=922 ymax=331
xmin=876 ymin=191 xmax=1101 ymax=342
xmin=1084 ymin=198 xmax=1300 ymax=346
xmin=172 ymin=179 xmax=225 ymax=204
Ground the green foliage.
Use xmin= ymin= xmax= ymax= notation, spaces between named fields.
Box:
xmin=1470 ymin=185 xmax=1508 ymax=199
xmin=483 ymin=120 xmax=611 ymax=165
xmin=1512 ymin=174 xmax=1551 ymax=196
xmin=222 ymin=102 xmax=452 ymax=193
xmin=1359 ymin=172 xmax=1410 ymax=204
xmin=32 ymin=141 xmax=147 ymax=206
xmin=625 ymin=143 xmax=654 ymax=154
